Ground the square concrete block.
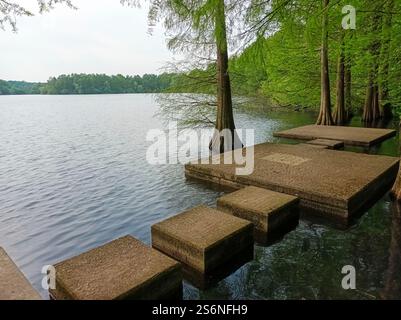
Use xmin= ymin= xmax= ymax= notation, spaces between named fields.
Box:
xmin=151 ymin=206 xmax=253 ymax=274
xmin=217 ymin=186 xmax=299 ymax=236
xmin=0 ymin=247 xmax=41 ymax=300
xmin=306 ymin=139 xmax=344 ymax=150
xmin=274 ymin=124 xmax=396 ymax=147
xmin=49 ymin=236 xmax=182 ymax=300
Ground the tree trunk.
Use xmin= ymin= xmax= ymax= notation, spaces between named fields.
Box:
xmin=333 ymin=34 xmax=346 ymax=125
xmin=379 ymin=0 xmax=394 ymax=119
xmin=372 ymin=85 xmax=380 ymax=119
xmin=362 ymin=10 xmax=382 ymax=123
xmin=344 ymin=39 xmax=352 ymax=121
xmin=380 ymin=202 xmax=401 ymax=299
xmin=391 ymin=120 xmax=401 ymax=201
xmin=209 ymin=0 xmax=241 ymax=153
xmin=363 ymin=81 xmax=380 ymax=123
xmin=316 ymin=0 xmax=333 ymax=126
xmin=391 ymin=172 xmax=401 ymax=201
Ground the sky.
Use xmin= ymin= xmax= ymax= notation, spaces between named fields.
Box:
xmin=0 ymin=0 xmax=176 ymax=82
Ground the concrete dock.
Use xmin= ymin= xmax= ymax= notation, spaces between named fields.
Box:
xmin=49 ymin=236 xmax=182 ymax=300
xmin=0 ymin=247 xmax=41 ymax=300
xmin=152 ymin=206 xmax=253 ymax=285
xmin=217 ymin=186 xmax=299 ymax=243
xmin=274 ymin=125 xmax=396 ymax=147
xmin=185 ymin=143 xmax=399 ymax=222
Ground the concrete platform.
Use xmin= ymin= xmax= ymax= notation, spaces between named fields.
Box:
xmin=306 ymin=139 xmax=344 ymax=150
xmin=0 ymin=247 xmax=41 ymax=300
xmin=151 ymin=206 xmax=253 ymax=277
xmin=298 ymin=143 xmax=329 ymax=149
xmin=185 ymin=143 xmax=399 ymax=222
xmin=274 ymin=125 xmax=396 ymax=147
xmin=217 ymin=186 xmax=299 ymax=243
xmin=49 ymin=236 xmax=182 ymax=300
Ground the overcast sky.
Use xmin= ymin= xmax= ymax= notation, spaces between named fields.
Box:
xmin=0 ymin=0 xmax=175 ymax=82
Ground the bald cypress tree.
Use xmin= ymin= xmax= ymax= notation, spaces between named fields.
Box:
xmin=379 ymin=0 xmax=395 ymax=119
xmin=316 ymin=0 xmax=333 ymax=125
xmin=333 ymin=32 xmax=346 ymax=125
xmin=209 ymin=0 xmax=241 ymax=152
xmin=147 ymin=0 xmax=242 ymax=153
xmin=362 ymin=4 xmax=382 ymax=123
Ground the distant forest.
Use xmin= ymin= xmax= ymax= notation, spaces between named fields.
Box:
xmin=0 ymin=80 xmax=42 ymax=95
xmin=0 ymin=73 xmax=177 ymax=95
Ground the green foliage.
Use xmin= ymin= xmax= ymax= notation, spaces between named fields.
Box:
xmin=0 ymin=80 xmax=42 ymax=95
xmin=230 ymin=37 xmax=268 ymax=96
xmin=0 ymin=73 xmax=178 ymax=95
xmin=228 ymin=0 xmax=401 ymax=113
xmin=167 ymin=67 xmax=216 ymax=94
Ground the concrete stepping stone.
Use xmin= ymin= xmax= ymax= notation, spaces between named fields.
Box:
xmin=151 ymin=206 xmax=253 ymax=276
xmin=49 ymin=236 xmax=182 ymax=300
xmin=217 ymin=186 xmax=299 ymax=242
xmin=0 ymin=247 xmax=41 ymax=300
xmin=306 ymin=139 xmax=345 ymax=150
xmin=274 ymin=124 xmax=396 ymax=147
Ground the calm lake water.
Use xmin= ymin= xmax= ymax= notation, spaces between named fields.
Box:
xmin=1 ymin=94 xmax=400 ymax=300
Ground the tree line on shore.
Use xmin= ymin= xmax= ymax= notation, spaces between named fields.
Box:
xmin=0 ymin=73 xmax=180 ymax=95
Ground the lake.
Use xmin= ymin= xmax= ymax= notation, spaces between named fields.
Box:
xmin=0 ymin=93 xmax=400 ymax=299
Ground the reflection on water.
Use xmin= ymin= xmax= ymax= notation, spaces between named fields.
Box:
xmin=0 ymin=94 xmax=400 ymax=300
xmin=184 ymin=245 xmax=254 ymax=290
xmin=381 ymin=203 xmax=401 ymax=299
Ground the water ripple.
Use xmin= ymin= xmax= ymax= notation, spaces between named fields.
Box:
xmin=0 ymin=94 xmax=399 ymax=300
